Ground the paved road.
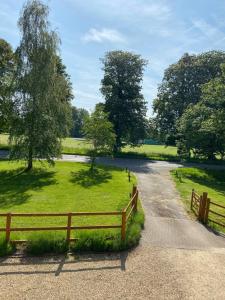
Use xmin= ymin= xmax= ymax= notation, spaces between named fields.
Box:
xmin=1 ymin=153 xmax=225 ymax=299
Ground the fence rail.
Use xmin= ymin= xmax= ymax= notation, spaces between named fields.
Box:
xmin=191 ymin=189 xmax=225 ymax=229
xmin=0 ymin=186 xmax=139 ymax=244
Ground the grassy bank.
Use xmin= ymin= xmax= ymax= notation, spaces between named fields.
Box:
xmin=0 ymin=160 xmax=144 ymax=255
xmin=171 ymin=167 xmax=225 ymax=233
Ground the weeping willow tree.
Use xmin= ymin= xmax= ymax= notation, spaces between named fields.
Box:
xmin=10 ymin=0 xmax=72 ymax=171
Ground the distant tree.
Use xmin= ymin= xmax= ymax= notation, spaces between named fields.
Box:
xmin=0 ymin=39 xmax=16 ymax=132
xmin=71 ymin=107 xmax=89 ymax=138
xmin=101 ymin=50 xmax=148 ymax=152
xmin=177 ymin=63 xmax=225 ymax=160
xmin=10 ymin=0 xmax=72 ymax=171
xmin=83 ymin=105 xmax=115 ymax=170
xmin=153 ymin=51 xmax=225 ymax=144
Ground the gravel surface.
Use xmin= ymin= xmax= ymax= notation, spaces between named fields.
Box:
xmin=1 ymin=154 xmax=225 ymax=299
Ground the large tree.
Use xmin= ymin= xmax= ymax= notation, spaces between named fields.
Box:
xmin=71 ymin=106 xmax=89 ymax=138
xmin=177 ymin=64 xmax=225 ymax=160
xmin=153 ymin=51 xmax=225 ymax=144
xmin=10 ymin=0 xmax=72 ymax=170
xmin=0 ymin=39 xmax=16 ymax=132
xmin=100 ymin=50 xmax=148 ymax=152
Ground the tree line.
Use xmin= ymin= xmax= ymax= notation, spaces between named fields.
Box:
xmin=152 ymin=52 xmax=225 ymax=160
xmin=1 ymin=0 xmax=225 ymax=170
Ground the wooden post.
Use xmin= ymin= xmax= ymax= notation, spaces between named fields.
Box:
xmin=134 ymin=190 xmax=138 ymax=212
xmin=6 ymin=213 xmax=11 ymax=243
xmin=190 ymin=189 xmax=194 ymax=210
xmin=132 ymin=185 xmax=137 ymax=206
xmin=67 ymin=213 xmax=72 ymax=243
xmin=121 ymin=211 xmax=126 ymax=241
xmin=198 ymin=192 xmax=208 ymax=223
xmin=204 ymin=198 xmax=210 ymax=225
xmin=198 ymin=195 xmax=203 ymax=222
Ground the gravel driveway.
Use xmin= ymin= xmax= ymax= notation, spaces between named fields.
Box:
xmin=0 ymin=154 xmax=225 ymax=299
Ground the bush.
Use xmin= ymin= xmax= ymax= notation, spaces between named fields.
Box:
xmin=0 ymin=238 xmax=15 ymax=257
xmin=26 ymin=233 xmax=68 ymax=255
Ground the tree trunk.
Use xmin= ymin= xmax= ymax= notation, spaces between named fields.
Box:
xmin=26 ymin=146 xmax=33 ymax=171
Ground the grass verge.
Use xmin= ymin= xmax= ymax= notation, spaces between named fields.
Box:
xmin=171 ymin=167 xmax=225 ymax=233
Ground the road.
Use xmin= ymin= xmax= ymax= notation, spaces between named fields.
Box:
xmin=0 ymin=154 xmax=225 ymax=299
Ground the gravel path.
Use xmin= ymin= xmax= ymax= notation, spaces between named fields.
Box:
xmin=1 ymin=154 xmax=225 ymax=299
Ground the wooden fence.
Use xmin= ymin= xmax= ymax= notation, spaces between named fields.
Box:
xmin=191 ymin=189 xmax=225 ymax=229
xmin=0 ymin=186 xmax=139 ymax=244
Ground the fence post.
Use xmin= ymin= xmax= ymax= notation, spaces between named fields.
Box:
xmin=190 ymin=189 xmax=194 ymax=210
xmin=128 ymin=171 xmax=131 ymax=182
xmin=67 ymin=213 xmax=72 ymax=243
xmin=198 ymin=192 xmax=208 ymax=223
xmin=134 ymin=190 xmax=138 ymax=212
xmin=204 ymin=198 xmax=210 ymax=225
xmin=6 ymin=213 xmax=11 ymax=243
xmin=121 ymin=211 xmax=126 ymax=241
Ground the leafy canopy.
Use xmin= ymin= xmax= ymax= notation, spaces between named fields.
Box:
xmin=101 ymin=50 xmax=148 ymax=151
xmin=9 ymin=0 xmax=72 ymax=170
xmin=83 ymin=105 xmax=115 ymax=169
xmin=153 ymin=51 xmax=225 ymax=144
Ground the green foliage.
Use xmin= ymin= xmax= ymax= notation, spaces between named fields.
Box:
xmin=0 ymin=239 xmax=15 ymax=257
xmin=83 ymin=105 xmax=116 ymax=168
xmin=9 ymin=0 xmax=72 ymax=171
xmin=26 ymin=233 xmax=68 ymax=255
xmin=71 ymin=106 xmax=89 ymax=137
xmin=153 ymin=51 xmax=225 ymax=142
xmin=101 ymin=50 xmax=148 ymax=151
xmin=0 ymin=38 xmax=16 ymax=132
xmin=177 ymin=63 xmax=225 ymax=160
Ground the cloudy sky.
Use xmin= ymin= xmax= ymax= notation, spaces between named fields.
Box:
xmin=1 ymin=0 xmax=225 ymax=115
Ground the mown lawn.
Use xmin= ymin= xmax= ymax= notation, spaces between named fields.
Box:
xmin=0 ymin=160 xmax=144 ymax=254
xmin=171 ymin=168 xmax=225 ymax=233
xmin=0 ymin=134 xmax=178 ymax=160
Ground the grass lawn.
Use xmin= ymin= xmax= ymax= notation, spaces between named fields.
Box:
xmin=0 ymin=160 xmax=144 ymax=254
xmin=171 ymin=168 xmax=225 ymax=233
xmin=0 ymin=133 xmax=178 ymax=160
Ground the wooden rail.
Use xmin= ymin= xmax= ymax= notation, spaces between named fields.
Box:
xmin=191 ymin=189 xmax=225 ymax=229
xmin=0 ymin=186 xmax=139 ymax=244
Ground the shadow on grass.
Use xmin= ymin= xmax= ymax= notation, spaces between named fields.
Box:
xmin=116 ymin=151 xmax=180 ymax=162
xmin=0 ymin=168 xmax=57 ymax=208
xmin=180 ymin=169 xmax=225 ymax=197
xmin=70 ymin=167 xmax=112 ymax=188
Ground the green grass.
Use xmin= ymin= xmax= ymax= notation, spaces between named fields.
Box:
xmin=1 ymin=134 xmax=225 ymax=163
xmin=0 ymin=160 xmax=144 ymax=255
xmin=171 ymin=167 xmax=225 ymax=233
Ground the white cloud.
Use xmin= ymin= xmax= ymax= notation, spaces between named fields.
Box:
xmin=82 ymin=28 xmax=126 ymax=43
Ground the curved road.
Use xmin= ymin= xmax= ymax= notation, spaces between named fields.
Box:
xmin=1 ymin=154 xmax=225 ymax=299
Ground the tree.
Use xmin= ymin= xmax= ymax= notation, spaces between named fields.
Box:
xmin=83 ymin=105 xmax=115 ymax=170
xmin=100 ymin=50 xmax=148 ymax=152
xmin=0 ymin=39 xmax=16 ymax=132
xmin=177 ymin=64 xmax=225 ymax=160
xmin=71 ymin=107 xmax=89 ymax=138
xmin=9 ymin=0 xmax=72 ymax=171
xmin=153 ymin=51 xmax=225 ymax=144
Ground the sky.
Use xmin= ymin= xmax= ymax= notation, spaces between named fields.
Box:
xmin=1 ymin=0 xmax=225 ymax=115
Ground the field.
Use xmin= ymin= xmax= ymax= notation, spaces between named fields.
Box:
xmin=171 ymin=167 xmax=225 ymax=233
xmin=0 ymin=160 xmax=144 ymax=254
xmin=0 ymin=134 xmax=178 ymax=161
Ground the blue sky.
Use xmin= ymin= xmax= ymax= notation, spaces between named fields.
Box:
xmin=1 ymin=0 xmax=225 ymax=115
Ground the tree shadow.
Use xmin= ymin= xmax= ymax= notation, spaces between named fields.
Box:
xmin=0 ymin=167 xmax=57 ymax=208
xmin=183 ymin=169 xmax=225 ymax=197
xmin=70 ymin=167 xmax=112 ymax=188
